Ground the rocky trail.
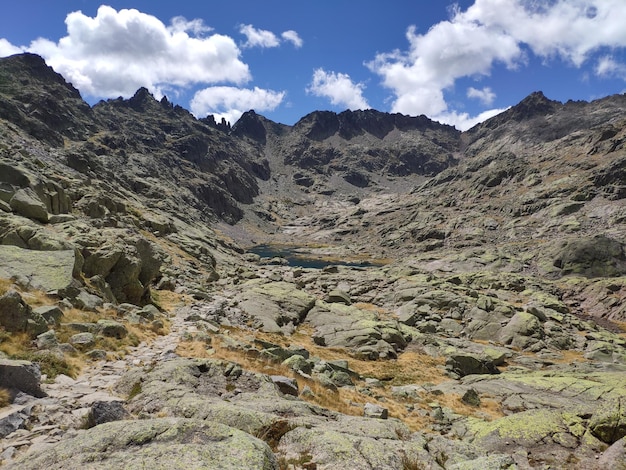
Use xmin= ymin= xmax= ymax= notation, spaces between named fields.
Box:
xmin=0 ymin=306 xmax=188 ymax=464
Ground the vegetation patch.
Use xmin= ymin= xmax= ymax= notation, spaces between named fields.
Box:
xmin=176 ymin=324 xmax=504 ymax=432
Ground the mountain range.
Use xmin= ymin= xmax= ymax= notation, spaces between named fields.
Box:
xmin=0 ymin=53 xmax=626 ymax=469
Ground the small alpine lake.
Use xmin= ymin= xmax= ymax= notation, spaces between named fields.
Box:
xmin=247 ymin=244 xmax=387 ymax=269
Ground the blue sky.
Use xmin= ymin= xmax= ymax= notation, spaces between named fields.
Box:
xmin=1 ymin=1 xmax=626 ymax=130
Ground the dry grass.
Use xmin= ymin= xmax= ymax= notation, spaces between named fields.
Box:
xmin=0 ymin=331 xmax=33 ymax=357
xmin=0 ymin=388 xmax=11 ymax=408
xmin=0 ymin=278 xmax=54 ymax=308
xmin=176 ymin=325 xmax=503 ymax=432
xmin=176 ymin=340 xmax=212 ymax=358
xmin=152 ymin=289 xmax=190 ymax=312
xmin=0 ymin=278 xmax=14 ymax=296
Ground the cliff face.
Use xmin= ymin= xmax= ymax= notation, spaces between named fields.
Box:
xmin=2 ymin=54 xmax=626 ymax=469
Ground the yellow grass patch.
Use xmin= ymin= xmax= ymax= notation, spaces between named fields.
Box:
xmin=175 ymin=325 xmax=502 ymax=432
xmin=151 ymin=289 xmax=190 ymax=312
xmin=177 ymin=340 xmax=212 ymax=358
xmin=0 ymin=278 xmax=14 ymax=296
xmin=0 ymin=388 xmax=10 ymax=408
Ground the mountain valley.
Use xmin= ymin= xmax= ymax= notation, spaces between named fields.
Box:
xmin=0 ymin=53 xmax=625 ymax=469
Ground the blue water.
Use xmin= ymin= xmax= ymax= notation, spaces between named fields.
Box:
xmin=248 ymin=244 xmax=383 ymax=269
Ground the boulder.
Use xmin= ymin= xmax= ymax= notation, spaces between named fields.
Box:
xmin=308 ymin=302 xmax=406 ymax=359
xmin=498 ymin=311 xmax=545 ymax=350
xmin=237 ymin=281 xmax=316 ymax=333
xmin=589 ymin=397 xmax=626 ymax=444
xmin=445 ymin=353 xmax=500 ymax=377
xmin=271 ymin=375 xmax=299 ymax=397
xmin=325 ymin=289 xmax=351 ymax=305
xmin=70 ymin=332 xmax=96 ymax=350
xmin=0 ymin=289 xmax=48 ymax=336
xmin=552 ymin=235 xmax=626 ymax=277
xmin=96 ymin=319 xmax=128 ymax=339
xmin=33 ymin=305 xmax=64 ymax=325
xmin=281 ymin=355 xmax=313 ymax=375
xmin=85 ymin=400 xmax=131 ymax=428
xmin=0 ymin=359 xmax=46 ymax=398
xmin=0 ymin=290 xmax=32 ymax=332
xmin=363 ymin=402 xmax=388 ymax=419
xmin=597 ymin=437 xmax=626 ymax=470
xmin=81 ymin=235 xmax=164 ymax=304
xmin=0 ymin=245 xmax=76 ymax=292
xmin=9 ymin=187 xmax=48 ymax=223
xmin=7 ymin=418 xmax=279 ymax=470
xmin=35 ymin=329 xmax=58 ymax=349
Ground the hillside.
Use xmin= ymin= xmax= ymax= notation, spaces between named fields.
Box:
xmin=0 ymin=53 xmax=625 ymax=469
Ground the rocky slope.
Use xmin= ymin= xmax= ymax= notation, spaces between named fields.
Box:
xmin=0 ymin=53 xmax=625 ymax=469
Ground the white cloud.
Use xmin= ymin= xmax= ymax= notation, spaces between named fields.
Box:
xmin=467 ymin=86 xmax=496 ymax=105
xmin=281 ymin=30 xmax=303 ymax=48
xmin=0 ymin=6 xmax=250 ymax=99
xmin=239 ymin=24 xmax=280 ymax=48
xmin=169 ymin=16 xmax=213 ymax=36
xmin=0 ymin=38 xmax=24 ymax=57
xmin=595 ymin=55 xmax=626 ymax=78
xmin=307 ymin=68 xmax=369 ymax=110
xmin=190 ymin=86 xmax=285 ymax=124
xmin=436 ymin=107 xmax=509 ymax=132
xmin=368 ymin=0 xmax=626 ymax=128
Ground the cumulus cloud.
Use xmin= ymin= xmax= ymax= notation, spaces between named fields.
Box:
xmin=307 ymin=68 xmax=369 ymax=110
xmin=281 ymin=30 xmax=303 ymax=48
xmin=190 ymin=86 xmax=285 ymax=124
xmin=368 ymin=0 xmax=626 ymax=128
xmin=0 ymin=38 xmax=24 ymax=57
xmin=239 ymin=24 xmax=280 ymax=48
xmin=0 ymin=5 xmax=250 ymax=99
xmin=467 ymin=86 xmax=496 ymax=106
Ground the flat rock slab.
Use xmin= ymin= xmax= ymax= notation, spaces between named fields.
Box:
xmin=7 ymin=418 xmax=279 ymax=470
xmin=0 ymin=245 xmax=75 ymax=291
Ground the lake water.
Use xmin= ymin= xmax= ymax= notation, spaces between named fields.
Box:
xmin=248 ymin=244 xmax=384 ymax=269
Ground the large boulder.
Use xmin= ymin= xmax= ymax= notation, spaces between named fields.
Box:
xmin=589 ymin=397 xmax=626 ymax=444
xmin=8 ymin=187 xmax=49 ymax=223
xmin=0 ymin=245 xmax=77 ymax=292
xmin=445 ymin=353 xmax=500 ymax=377
xmin=552 ymin=235 xmax=626 ymax=278
xmin=0 ymin=290 xmax=48 ymax=336
xmin=80 ymin=234 xmax=164 ymax=304
xmin=0 ymin=358 xmax=46 ymax=398
xmin=498 ymin=311 xmax=545 ymax=350
xmin=7 ymin=418 xmax=279 ymax=470
xmin=308 ymin=301 xmax=407 ymax=359
xmin=237 ymin=280 xmax=316 ymax=333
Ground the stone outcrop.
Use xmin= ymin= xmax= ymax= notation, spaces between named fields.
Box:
xmin=8 ymin=418 xmax=279 ymax=470
xmin=0 ymin=359 xmax=45 ymax=398
xmin=0 ymin=290 xmax=47 ymax=336
xmin=0 ymin=246 xmax=77 ymax=292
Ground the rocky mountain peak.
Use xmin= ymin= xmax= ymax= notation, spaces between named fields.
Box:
xmin=126 ymin=87 xmax=161 ymax=112
xmin=507 ymin=90 xmax=560 ymax=121
xmin=231 ymin=110 xmax=267 ymax=144
xmin=0 ymin=53 xmax=81 ymax=98
xmin=0 ymin=53 xmax=96 ymax=145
